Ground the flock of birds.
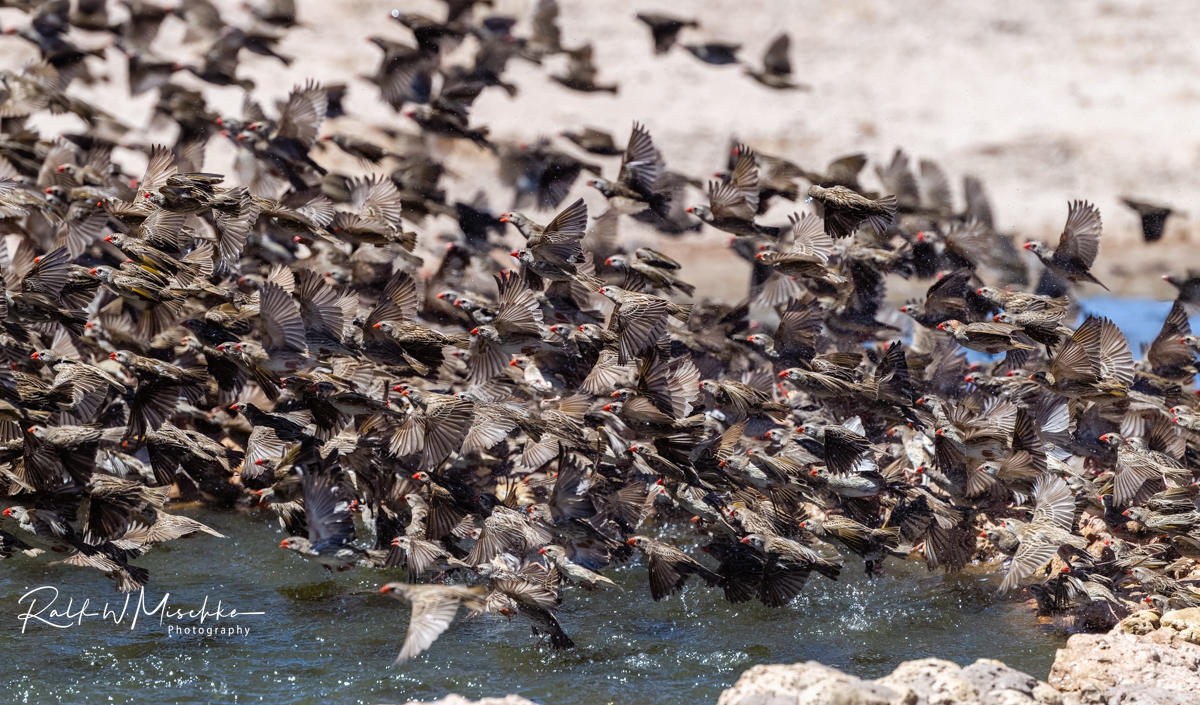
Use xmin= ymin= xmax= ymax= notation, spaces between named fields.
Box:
xmin=0 ymin=0 xmax=1198 ymax=668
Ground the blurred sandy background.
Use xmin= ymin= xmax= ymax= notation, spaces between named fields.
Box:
xmin=1 ymin=0 xmax=1197 ymax=301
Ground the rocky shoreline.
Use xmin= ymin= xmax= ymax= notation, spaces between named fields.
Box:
xmin=401 ymin=608 xmax=1200 ymax=705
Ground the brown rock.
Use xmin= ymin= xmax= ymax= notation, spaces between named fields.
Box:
xmin=876 ymin=659 xmax=981 ymax=705
xmin=1161 ymin=608 xmax=1200 ymax=633
xmin=1048 ymin=628 xmax=1200 ymax=704
xmin=1115 ymin=609 xmax=1160 ymax=635
xmin=717 ymin=661 xmax=916 ymax=705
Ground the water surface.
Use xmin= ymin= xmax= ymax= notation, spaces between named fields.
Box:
xmin=1 ymin=508 xmax=1063 ymax=705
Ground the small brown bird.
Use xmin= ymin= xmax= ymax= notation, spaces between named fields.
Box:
xmin=1028 ymin=315 xmax=1134 ymax=400
xmin=756 ymin=213 xmax=845 ymax=289
xmin=604 ymin=250 xmax=695 ymax=296
xmin=1121 ymin=197 xmax=1174 ymax=242
xmin=1023 ymin=200 xmax=1108 ymax=290
xmin=627 ymin=535 xmax=721 ymax=601
xmin=587 ymin=122 xmax=668 ymax=218
xmin=687 ymin=145 xmax=781 ymax=239
xmin=550 ymin=44 xmax=617 ymax=94
xmin=598 ymin=285 xmax=692 ymax=362
xmin=806 ymin=184 xmax=897 ymax=239
xmin=1099 ymin=434 xmax=1190 ymax=507
xmin=561 ymin=127 xmax=622 ymax=156
xmin=800 ymin=515 xmax=901 ymax=576
xmin=746 ymin=34 xmax=806 ymax=90
xmin=539 ymin=544 xmax=622 ymax=590
xmin=936 ymin=319 xmax=1034 ymax=356
xmin=634 ymin=13 xmax=698 ymax=54
xmin=379 ymin=583 xmax=489 ymax=663
xmin=683 ymin=42 xmax=740 ymax=65
xmin=997 ymin=475 xmax=1084 ymax=593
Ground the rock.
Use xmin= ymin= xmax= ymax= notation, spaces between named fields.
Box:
xmin=717 ymin=661 xmax=916 ymax=705
xmin=1159 ymin=608 xmax=1200 ymax=645
xmin=1161 ymin=608 xmax=1200 ymax=632
xmin=1117 ymin=609 xmax=1161 ymax=636
xmin=717 ymin=658 xmax=1060 ymax=705
xmin=959 ymin=659 xmax=1042 ymax=705
xmin=1031 ymin=683 xmax=1061 ymax=705
xmin=876 ymin=659 xmax=981 ymax=705
xmin=717 ymin=628 xmax=1200 ymax=705
xmin=1047 ymin=628 xmax=1200 ymax=704
xmin=398 ymin=697 xmax=538 ymax=705
xmin=1177 ymin=628 xmax=1200 ymax=647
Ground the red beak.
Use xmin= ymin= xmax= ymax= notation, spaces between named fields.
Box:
xmin=279 ymin=540 xmax=288 ymax=548
xmin=1022 ymin=242 xmax=1033 ymax=250
xmin=739 ymin=536 xmax=751 ymax=544
xmin=626 ymin=538 xmax=636 ymax=546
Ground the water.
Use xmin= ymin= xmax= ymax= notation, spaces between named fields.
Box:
xmin=0 ymin=508 xmax=1064 ymax=705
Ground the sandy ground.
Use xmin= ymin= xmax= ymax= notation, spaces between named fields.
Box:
xmin=2 ymin=0 xmax=1198 ymax=302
